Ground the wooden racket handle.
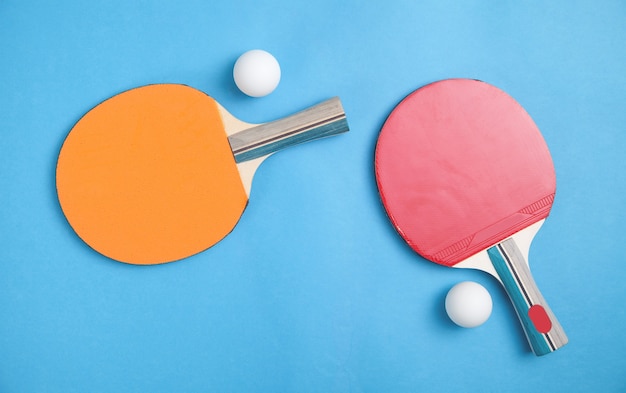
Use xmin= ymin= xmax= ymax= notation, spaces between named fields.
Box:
xmin=487 ymin=238 xmax=568 ymax=356
xmin=228 ymin=97 xmax=348 ymax=163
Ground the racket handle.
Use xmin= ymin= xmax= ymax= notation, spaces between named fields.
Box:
xmin=487 ymin=238 xmax=568 ymax=356
xmin=229 ymin=97 xmax=349 ymax=163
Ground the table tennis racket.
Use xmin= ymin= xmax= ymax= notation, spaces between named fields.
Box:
xmin=56 ymin=84 xmax=348 ymax=265
xmin=375 ymin=79 xmax=567 ymax=355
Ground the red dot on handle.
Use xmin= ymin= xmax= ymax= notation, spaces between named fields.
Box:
xmin=528 ymin=305 xmax=552 ymax=333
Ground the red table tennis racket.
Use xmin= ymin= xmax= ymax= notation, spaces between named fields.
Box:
xmin=56 ymin=84 xmax=348 ymax=265
xmin=375 ymin=79 xmax=567 ymax=355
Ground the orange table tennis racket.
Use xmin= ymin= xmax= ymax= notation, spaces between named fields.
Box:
xmin=56 ymin=84 xmax=348 ymax=265
xmin=375 ymin=79 xmax=567 ymax=355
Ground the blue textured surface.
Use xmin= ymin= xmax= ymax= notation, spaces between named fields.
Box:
xmin=1 ymin=1 xmax=625 ymax=392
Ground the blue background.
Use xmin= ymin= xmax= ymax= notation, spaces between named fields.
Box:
xmin=1 ymin=1 xmax=625 ymax=392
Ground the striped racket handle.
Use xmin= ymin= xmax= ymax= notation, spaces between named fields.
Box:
xmin=229 ymin=97 xmax=349 ymax=163
xmin=487 ymin=238 xmax=568 ymax=356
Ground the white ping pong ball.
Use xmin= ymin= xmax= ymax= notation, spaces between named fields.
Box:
xmin=233 ymin=49 xmax=281 ymax=97
xmin=445 ymin=281 xmax=493 ymax=328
